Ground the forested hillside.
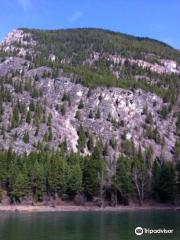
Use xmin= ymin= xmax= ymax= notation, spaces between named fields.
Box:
xmin=0 ymin=28 xmax=180 ymax=206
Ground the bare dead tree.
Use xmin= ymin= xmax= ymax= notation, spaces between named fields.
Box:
xmin=131 ymin=162 xmax=149 ymax=206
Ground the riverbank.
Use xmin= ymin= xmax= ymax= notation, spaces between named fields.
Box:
xmin=0 ymin=204 xmax=179 ymax=212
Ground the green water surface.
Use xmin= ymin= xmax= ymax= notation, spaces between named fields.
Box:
xmin=0 ymin=211 xmax=179 ymax=240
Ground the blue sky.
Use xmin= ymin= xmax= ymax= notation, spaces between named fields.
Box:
xmin=0 ymin=0 xmax=180 ymax=48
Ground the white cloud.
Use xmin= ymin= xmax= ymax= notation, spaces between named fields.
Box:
xmin=17 ymin=0 xmax=32 ymax=10
xmin=68 ymin=12 xmax=82 ymax=22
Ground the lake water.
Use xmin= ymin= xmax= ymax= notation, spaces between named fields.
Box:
xmin=0 ymin=211 xmax=179 ymax=240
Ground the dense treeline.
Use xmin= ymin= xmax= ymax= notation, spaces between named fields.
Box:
xmin=20 ymin=28 xmax=180 ymax=64
xmin=0 ymin=146 xmax=180 ymax=206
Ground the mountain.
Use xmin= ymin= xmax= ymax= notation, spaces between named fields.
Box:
xmin=0 ymin=28 xmax=180 ymax=205
xmin=0 ymin=28 xmax=180 ymax=159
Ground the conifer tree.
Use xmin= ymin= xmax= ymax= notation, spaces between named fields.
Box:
xmin=152 ymin=160 xmax=161 ymax=200
xmin=78 ymin=98 xmax=84 ymax=109
xmin=29 ymin=99 xmax=35 ymax=112
xmin=158 ymin=162 xmax=176 ymax=203
xmin=47 ymin=113 xmax=52 ymax=126
xmin=1 ymin=125 xmax=6 ymax=139
xmin=26 ymin=110 xmax=31 ymax=124
xmin=96 ymin=108 xmax=101 ymax=119
xmin=75 ymin=110 xmax=81 ymax=121
xmin=23 ymin=131 xmax=30 ymax=143
xmin=48 ymin=127 xmax=53 ymax=141
xmin=83 ymin=156 xmax=100 ymax=199
xmin=61 ymin=103 xmax=66 ymax=116
xmin=115 ymin=156 xmax=134 ymax=205
xmin=89 ymin=109 xmax=93 ymax=119
xmin=34 ymin=125 xmax=39 ymax=137
xmin=12 ymin=105 xmax=19 ymax=128
xmin=78 ymin=124 xmax=86 ymax=153
xmin=67 ymin=163 xmax=82 ymax=198
xmin=103 ymin=142 xmax=109 ymax=156
xmin=62 ymin=91 xmax=67 ymax=101
xmin=33 ymin=162 xmax=46 ymax=201
xmin=11 ymin=169 xmax=30 ymax=201
xmin=87 ymin=88 xmax=92 ymax=98
xmin=48 ymin=154 xmax=65 ymax=198
xmin=87 ymin=134 xmax=94 ymax=152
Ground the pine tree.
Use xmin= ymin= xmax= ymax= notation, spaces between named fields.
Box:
xmin=42 ymin=114 xmax=46 ymax=123
xmin=33 ymin=162 xmax=46 ymax=202
xmin=78 ymin=124 xmax=86 ymax=153
xmin=12 ymin=105 xmax=19 ymax=128
xmin=62 ymin=91 xmax=68 ymax=101
xmin=35 ymin=74 xmax=39 ymax=82
xmin=58 ymin=137 xmax=67 ymax=152
xmin=1 ymin=125 xmax=6 ymax=140
xmin=152 ymin=160 xmax=161 ymax=200
xmin=96 ymin=108 xmax=101 ymax=119
xmin=29 ymin=99 xmax=35 ymax=111
xmin=83 ymin=155 xmax=102 ymax=199
xmin=47 ymin=113 xmax=52 ymax=126
xmin=89 ymin=109 xmax=93 ymax=119
xmin=153 ymin=127 xmax=161 ymax=144
xmin=75 ymin=110 xmax=81 ymax=121
xmin=107 ymin=112 xmax=111 ymax=121
xmin=48 ymin=154 xmax=65 ymax=198
xmin=78 ymin=99 xmax=84 ymax=109
xmin=26 ymin=110 xmax=31 ymax=124
xmin=55 ymin=104 xmax=59 ymax=110
xmin=11 ymin=169 xmax=30 ymax=201
xmin=44 ymin=131 xmax=48 ymax=142
xmin=110 ymin=137 xmax=118 ymax=150
xmin=48 ymin=128 xmax=53 ymax=141
xmin=146 ymin=112 xmax=153 ymax=124
xmin=67 ymin=163 xmax=82 ymax=198
xmin=34 ymin=125 xmax=39 ymax=137
xmin=103 ymin=142 xmax=109 ymax=156
xmin=61 ymin=103 xmax=66 ymax=116
xmin=93 ymin=138 xmax=104 ymax=159
xmin=87 ymin=88 xmax=92 ymax=98
xmin=87 ymin=134 xmax=94 ymax=152
xmin=115 ymin=156 xmax=134 ymax=205
xmin=158 ymin=162 xmax=176 ymax=203
xmin=23 ymin=131 xmax=30 ymax=143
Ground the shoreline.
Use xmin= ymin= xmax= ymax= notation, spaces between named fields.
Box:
xmin=0 ymin=205 xmax=179 ymax=212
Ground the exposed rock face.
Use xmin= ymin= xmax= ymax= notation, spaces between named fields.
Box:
xmin=0 ymin=57 xmax=31 ymax=77
xmin=0 ymin=56 xmax=176 ymax=160
xmin=0 ymin=29 xmax=179 ymax=161
xmin=0 ymin=29 xmax=37 ymax=49
xmin=48 ymin=54 xmax=56 ymax=62
xmin=106 ymin=55 xmax=180 ymax=75
xmin=0 ymin=29 xmax=37 ymax=57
